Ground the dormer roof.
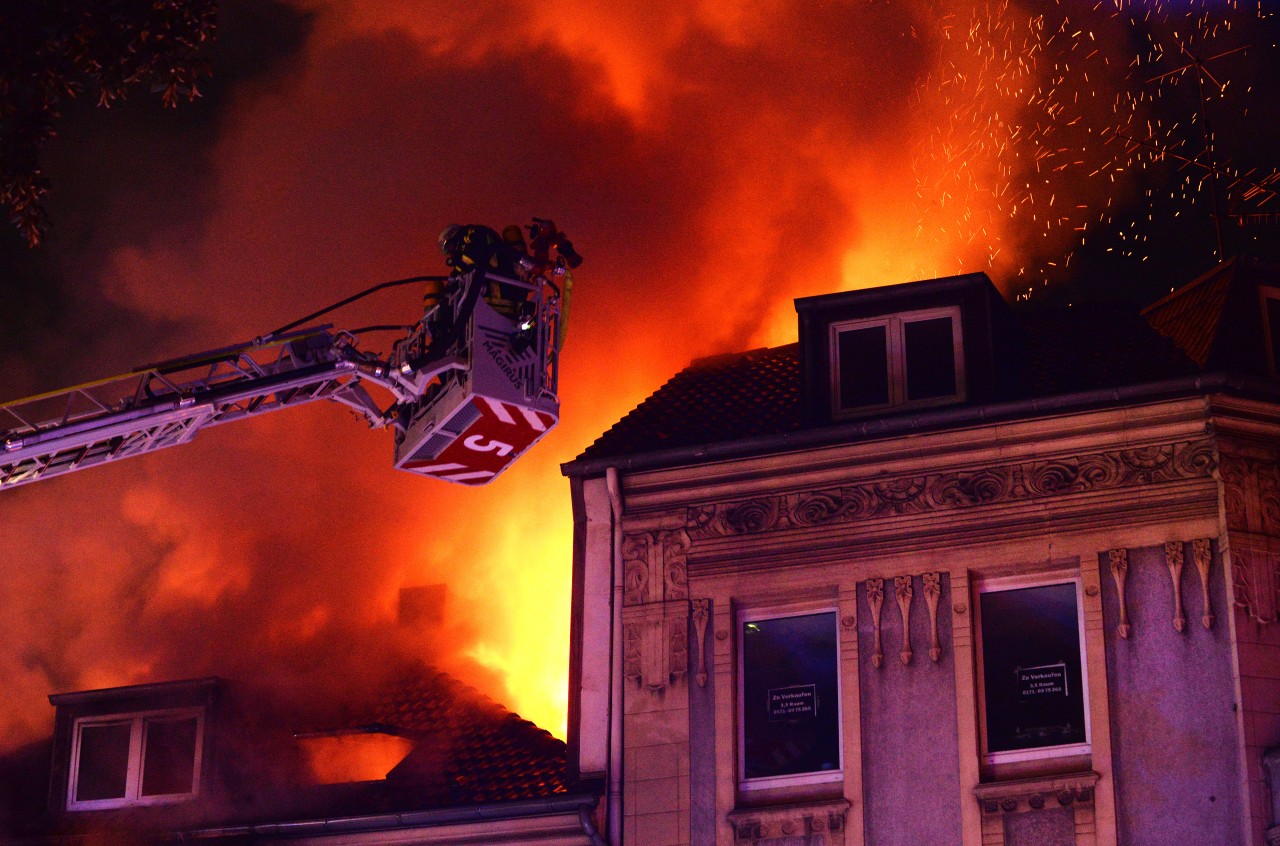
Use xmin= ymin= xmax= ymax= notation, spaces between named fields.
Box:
xmin=566 ymin=268 xmax=1261 ymax=474
xmin=1143 ymin=255 xmax=1280 ymax=374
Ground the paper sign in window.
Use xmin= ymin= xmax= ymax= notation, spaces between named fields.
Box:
xmin=768 ymin=684 xmax=817 ymax=721
xmin=1017 ymin=663 xmax=1068 ymax=699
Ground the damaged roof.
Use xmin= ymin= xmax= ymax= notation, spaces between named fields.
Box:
xmin=345 ymin=664 xmax=569 ymax=806
xmin=0 ymin=665 xmax=577 ymax=841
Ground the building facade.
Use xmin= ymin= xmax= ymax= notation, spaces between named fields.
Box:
xmin=1 ymin=667 xmax=603 ymax=845
xmin=562 ymin=259 xmax=1280 ymax=846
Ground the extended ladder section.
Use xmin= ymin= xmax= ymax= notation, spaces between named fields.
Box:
xmin=0 ymin=263 xmax=567 ymax=490
xmin=0 ymin=329 xmax=389 ymax=490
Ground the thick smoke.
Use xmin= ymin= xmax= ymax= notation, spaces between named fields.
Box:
xmin=2 ymin=0 xmax=1276 ymax=750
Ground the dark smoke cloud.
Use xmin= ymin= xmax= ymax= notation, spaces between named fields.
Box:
xmin=2 ymin=0 xmax=1278 ymax=749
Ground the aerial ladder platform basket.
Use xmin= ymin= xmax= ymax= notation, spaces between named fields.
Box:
xmin=0 ymin=220 xmax=575 ymax=491
xmin=389 ymin=266 xmax=564 ymax=485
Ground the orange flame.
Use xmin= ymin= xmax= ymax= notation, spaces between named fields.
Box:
xmin=4 ymin=0 xmax=1243 ymax=751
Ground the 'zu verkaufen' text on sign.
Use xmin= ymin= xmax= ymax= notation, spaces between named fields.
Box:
xmin=1017 ymin=663 xmax=1068 ymax=699
xmin=768 ymin=684 xmax=817 ymax=720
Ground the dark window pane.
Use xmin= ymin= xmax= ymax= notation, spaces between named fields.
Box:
xmin=837 ymin=325 xmax=889 ymax=409
xmin=76 ymin=722 xmax=131 ymax=802
xmin=1267 ymin=297 xmax=1280 ymax=374
xmin=904 ymin=316 xmax=957 ymax=400
xmin=980 ymin=583 xmax=1086 ymax=754
xmin=742 ymin=612 xmax=840 ymax=779
xmin=141 ymin=717 xmax=199 ymax=796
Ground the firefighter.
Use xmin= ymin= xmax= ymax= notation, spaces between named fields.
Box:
xmin=438 ymin=223 xmax=527 ymax=315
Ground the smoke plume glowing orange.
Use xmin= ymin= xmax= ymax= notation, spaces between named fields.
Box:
xmin=0 ymin=0 xmax=1275 ymax=752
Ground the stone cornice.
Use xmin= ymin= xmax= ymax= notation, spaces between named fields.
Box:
xmin=974 ymin=770 xmax=1099 ymax=816
xmin=683 ymin=439 xmax=1216 ymax=540
xmin=576 ymin=394 xmax=1220 ymax=504
xmin=727 ymin=797 xmax=851 ymax=844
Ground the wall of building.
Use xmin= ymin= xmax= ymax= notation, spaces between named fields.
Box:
xmin=1098 ymin=541 xmax=1243 ymax=846
xmin=688 ymin=600 xmax=717 ymax=846
xmin=577 ymin=399 xmax=1252 ymax=846
xmin=857 ymin=574 xmax=962 ymax=846
xmin=1220 ymin=431 xmax=1280 ymax=845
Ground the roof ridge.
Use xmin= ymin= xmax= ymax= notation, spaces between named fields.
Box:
xmin=687 ymin=343 xmax=796 ymax=370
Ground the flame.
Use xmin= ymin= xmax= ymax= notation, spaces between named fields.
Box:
xmin=299 ymin=733 xmax=417 ymax=784
xmin=0 ymin=0 xmax=1272 ymax=752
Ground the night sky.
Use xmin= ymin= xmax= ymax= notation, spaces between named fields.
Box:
xmin=1 ymin=0 xmax=1277 ymax=751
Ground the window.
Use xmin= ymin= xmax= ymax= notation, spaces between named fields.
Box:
xmin=739 ymin=609 xmax=841 ymax=789
xmin=68 ymin=709 xmax=203 ymax=809
xmin=829 ymin=306 xmax=964 ymax=416
xmin=1261 ymin=286 xmax=1280 ymax=376
xmin=975 ymin=578 xmax=1089 ymax=764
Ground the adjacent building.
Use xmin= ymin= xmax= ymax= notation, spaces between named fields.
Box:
xmin=0 ymin=665 xmax=603 ymax=845
xmin=561 ymin=257 xmax=1280 ymax=845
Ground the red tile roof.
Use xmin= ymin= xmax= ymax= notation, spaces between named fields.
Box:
xmin=0 ymin=667 xmax=575 ymax=839
xmin=580 ymin=344 xmax=803 ymax=460
xmin=577 ymin=302 xmax=1196 ymax=463
xmin=356 ymin=664 xmax=569 ymax=806
xmin=1143 ymin=258 xmax=1237 ymax=366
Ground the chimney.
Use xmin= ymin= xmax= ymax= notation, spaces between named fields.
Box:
xmin=398 ymin=584 xmax=448 ymax=628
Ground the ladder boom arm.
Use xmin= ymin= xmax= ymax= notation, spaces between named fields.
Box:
xmin=0 ymin=217 xmax=580 ymax=490
xmin=0 ymin=329 xmax=391 ymax=490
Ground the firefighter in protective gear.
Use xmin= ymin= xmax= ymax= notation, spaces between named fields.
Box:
xmin=438 ymin=224 xmax=525 ymax=315
xmin=431 ymin=219 xmax=579 ymax=348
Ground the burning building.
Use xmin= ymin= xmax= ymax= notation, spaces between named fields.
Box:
xmin=8 ymin=257 xmax=1280 ymax=846
xmin=562 ymin=257 xmax=1280 ymax=846
xmin=0 ymin=591 xmax=602 ymax=845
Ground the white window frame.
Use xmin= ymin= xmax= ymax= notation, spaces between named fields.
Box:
xmin=737 ymin=604 xmax=844 ymax=791
xmin=1259 ymin=285 xmax=1280 ymax=377
xmin=828 ymin=305 xmax=966 ymax=418
xmin=67 ymin=707 xmax=204 ymax=810
xmin=973 ymin=573 xmax=1091 ymax=766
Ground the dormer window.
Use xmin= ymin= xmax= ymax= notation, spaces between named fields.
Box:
xmin=67 ymin=708 xmax=204 ymax=810
xmin=829 ymin=306 xmax=964 ymax=417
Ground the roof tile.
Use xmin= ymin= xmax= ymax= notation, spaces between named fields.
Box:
xmin=346 ymin=664 xmax=569 ymax=807
xmin=577 ymin=302 xmax=1197 ymax=463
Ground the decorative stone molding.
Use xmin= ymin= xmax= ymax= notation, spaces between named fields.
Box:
xmin=895 ymin=575 xmax=914 ymax=666
xmin=1222 ymin=451 xmax=1280 ymax=536
xmin=685 ymin=439 xmax=1215 ymax=539
xmin=1165 ymin=541 xmax=1186 ymax=633
xmin=728 ymin=798 xmax=850 ymax=845
xmin=974 ymin=770 xmax=1099 ymax=817
xmin=692 ymin=599 xmax=710 ymax=687
xmin=1232 ymin=541 xmax=1280 ymax=625
xmin=623 ymin=621 xmax=641 ymax=684
xmin=1222 ymin=445 xmax=1280 ymax=626
xmin=622 ymin=601 xmax=690 ymax=691
xmin=663 ymin=530 xmax=690 ymax=600
xmin=621 ymin=529 xmax=691 ymax=606
xmin=1193 ymin=538 xmax=1215 ymax=629
xmin=669 ymin=615 xmax=689 ymax=685
xmin=867 ymin=578 xmax=885 ymax=669
xmin=923 ymin=572 xmax=943 ymax=662
xmin=621 ymin=532 xmax=652 ymax=606
xmin=1109 ymin=548 xmax=1131 ymax=639
xmin=620 ymin=527 xmax=693 ymax=691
